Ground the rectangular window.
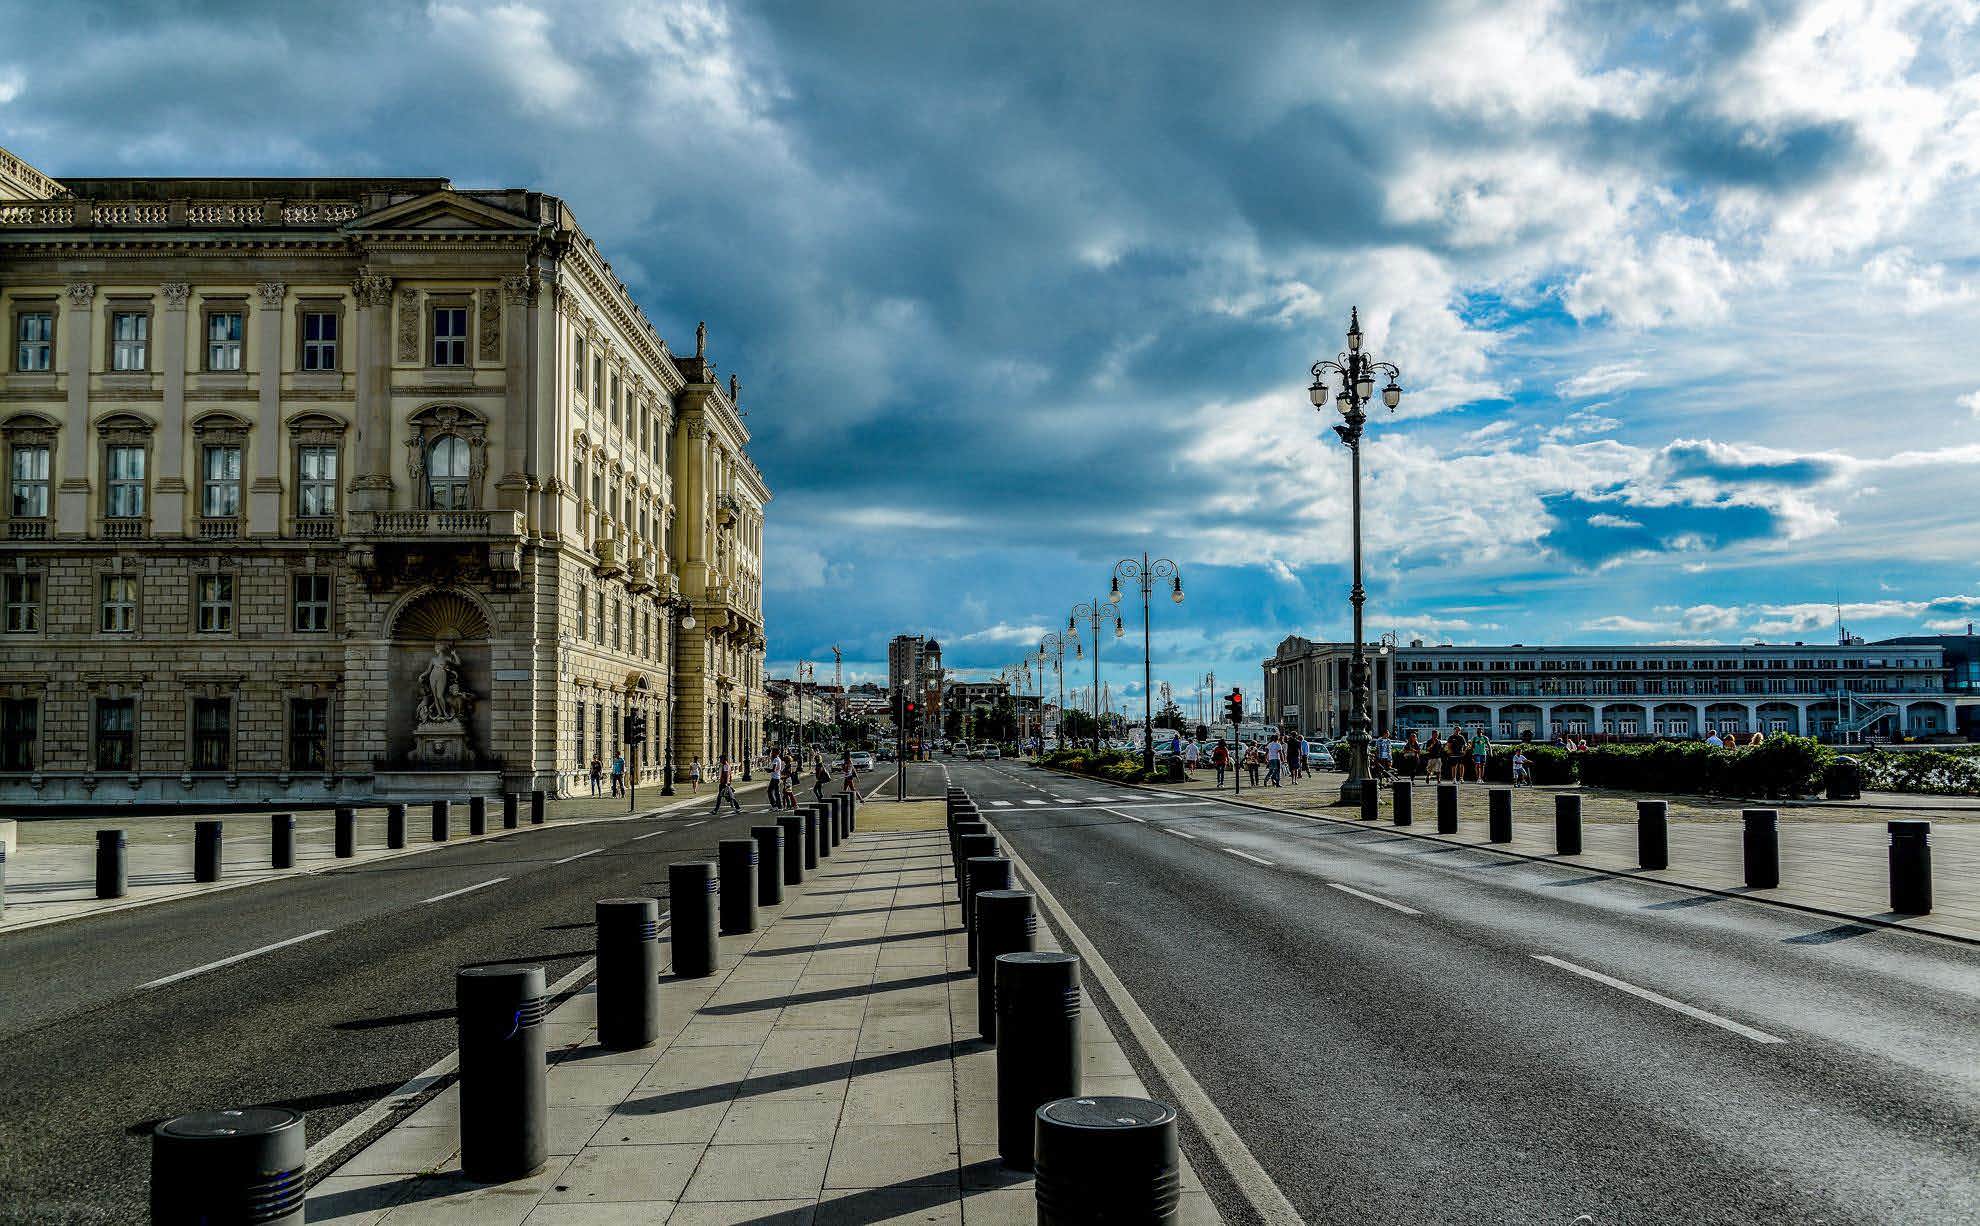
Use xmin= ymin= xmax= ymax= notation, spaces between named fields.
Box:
xmin=95 ymin=698 xmax=135 ymax=771
xmin=593 ymin=590 xmax=605 ymax=645
xmin=302 ymin=311 xmax=339 ymax=370
xmin=298 ymin=444 xmax=337 ymax=517
xmin=15 ymin=311 xmax=52 ymax=372
xmin=293 ymin=574 xmax=331 ymax=632
xmin=10 ymin=443 xmax=49 ymax=518
xmin=202 ymin=444 xmax=242 ymax=518
xmin=197 ymin=574 xmax=234 ymax=633
xmin=577 ymin=586 xmax=590 ymax=639
xmin=5 ymin=573 xmax=43 ymax=632
xmin=106 ymin=444 xmax=145 ymax=518
xmin=111 ymin=311 xmax=149 ymax=371
xmin=100 ymin=574 xmax=137 ymax=633
xmin=609 ymin=373 xmax=620 ymax=426
xmin=289 ymin=697 xmax=329 ymax=771
xmin=432 ymin=306 xmax=468 ymax=366
xmin=0 ymin=697 xmax=35 ymax=770
xmin=572 ymin=335 xmax=586 ymax=396
xmin=206 ymin=310 xmax=244 ymax=371
xmin=192 ymin=697 xmax=231 ymax=771
xmin=591 ymin=356 xmax=602 ymax=406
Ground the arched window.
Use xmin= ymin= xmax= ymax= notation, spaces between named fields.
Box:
xmin=427 ymin=435 xmax=470 ymax=509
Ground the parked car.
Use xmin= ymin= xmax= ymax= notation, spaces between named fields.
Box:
xmin=849 ymin=751 xmax=875 ymax=771
xmin=984 ymin=745 xmax=1002 ymax=759
xmin=1304 ymin=741 xmax=1335 ymax=769
xmin=965 ymin=745 xmax=984 ymax=760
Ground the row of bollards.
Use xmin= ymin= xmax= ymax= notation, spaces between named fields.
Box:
xmin=86 ymin=793 xmax=552 ymax=900
xmin=945 ymin=785 xmax=1182 ymax=1222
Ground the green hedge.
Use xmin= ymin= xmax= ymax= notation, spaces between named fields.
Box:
xmin=1041 ymin=748 xmax=1182 ymax=784
xmin=1857 ymin=748 xmax=1980 ymax=796
xmin=1576 ymin=735 xmax=1831 ymax=798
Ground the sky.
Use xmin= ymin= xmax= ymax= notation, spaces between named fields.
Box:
xmin=6 ymin=0 xmax=1979 ymax=711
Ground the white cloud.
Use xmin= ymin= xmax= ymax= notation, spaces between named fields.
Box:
xmin=428 ymin=3 xmax=585 ymax=114
xmin=957 ymin=622 xmax=1049 ymax=644
xmin=1556 ymin=362 xmax=1646 ymax=399
xmin=1863 ymin=248 xmax=1974 ymax=314
xmin=1563 ymin=234 xmax=1737 ymax=329
xmin=1581 ymin=615 xmax=1664 ymax=633
xmin=1586 ymin=513 xmax=1642 ymax=529
xmin=1961 ymin=390 xmax=1980 ymax=419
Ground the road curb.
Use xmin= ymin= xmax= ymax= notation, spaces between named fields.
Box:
xmin=1030 ymin=763 xmax=1978 ymax=949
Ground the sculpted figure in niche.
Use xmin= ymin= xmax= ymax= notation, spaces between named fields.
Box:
xmin=415 ymin=641 xmax=473 ymax=724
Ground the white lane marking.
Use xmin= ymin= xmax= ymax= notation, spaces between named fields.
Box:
xmin=1166 ymin=828 xmax=1198 ymax=841
xmin=419 ymin=876 xmax=509 ymax=905
xmin=632 ymin=829 xmax=669 ymax=841
xmin=1327 ymin=882 xmax=1422 ymax=915
xmin=979 ymin=819 xmax=1305 ymax=1225
xmin=1125 ymin=815 xmax=1147 ymax=823
xmin=552 ymin=848 xmax=603 ymax=866
xmin=1222 ymin=847 xmax=1275 ymax=866
xmin=1534 ymin=955 xmax=1786 ymax=1044
xmin=990 ymin=800 xmax=1013 ymax=807
xmin=1024 ymin=800 xmax=1048 ymax=806
xmin=141 ymin=929 xmax=332 ymax=990
xmin=679 ymin=820 xmax=704 ymax=827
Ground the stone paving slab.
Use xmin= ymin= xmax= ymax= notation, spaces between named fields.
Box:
xmin=306 ymin=804 xmax=1222 ymax=1223
xmin=1130 ymin=770 xmax=1980 ymax=943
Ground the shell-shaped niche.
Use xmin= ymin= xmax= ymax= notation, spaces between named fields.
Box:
xmin=394 ymin=590 xmax=492 ymax=642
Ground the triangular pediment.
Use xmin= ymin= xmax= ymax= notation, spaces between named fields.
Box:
xmin=345 ymin=190 xmax=534 ymax=234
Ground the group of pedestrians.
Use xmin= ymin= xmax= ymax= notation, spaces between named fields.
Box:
xmin=1184 ymin=732 xmax=1315 ymax=788
xmin=1389 ymin=728 xmax=1493 ymax=783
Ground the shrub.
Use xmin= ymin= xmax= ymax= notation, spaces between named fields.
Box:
xmin=1858 ymin=749 xmax=1980 ymax=796
xmin=1480 ymin=745 xmax=1575 ymax=785
xmin=1578 ymin=736 xmax=1830 ymax=798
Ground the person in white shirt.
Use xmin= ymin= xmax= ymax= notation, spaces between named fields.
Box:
xmin=1265 ymin=736 xmax=1283 ymax=786
xmin=768 ymin=753 xmax=785 ymax=808
xmin=1185 ymin=739 xmax=1201 ymax=771
xmin=1705 ymin=731 xmax=1724 ymax=748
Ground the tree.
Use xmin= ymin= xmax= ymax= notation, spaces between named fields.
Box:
xmin=1153 ymin=702 xmax=1186 ymax=733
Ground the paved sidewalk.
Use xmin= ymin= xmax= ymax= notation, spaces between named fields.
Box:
xmin=1129 ymin=771 xmax=1980 ymax=943
xmin=306 ymin=803 xmax=1220 ymax=1223
xmin=0 ymin=787 xmax=763 ymax=934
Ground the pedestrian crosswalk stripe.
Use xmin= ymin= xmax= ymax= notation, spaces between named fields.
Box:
xmin=990 ymin=800 xmax=1013 ymax=807
xmin=1024 ymin=800 xmax=1047 ymax=805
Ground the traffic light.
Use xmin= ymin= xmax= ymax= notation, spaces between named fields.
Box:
xmin=622 ymin=711 xmax=648 ymax=745
xmin=1225 ymin=688 xmax=1244 ymax=725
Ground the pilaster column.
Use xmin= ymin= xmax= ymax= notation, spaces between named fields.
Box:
xmin=1743 ymin=701 xmax=1760 ymax=733
xmin=1538 ymin=703 xmax=1553 ymax=736
xmin=497 ymin=273 xmax=534 ymax=516
xmin=250 ymin=281 xmax=286 ymax=533
xmin=154 ymin=283 xmax=191 ymax=536
xmin=1793 ymin=701 xmax=1810 ymax=735
xmin=1693 ymin=701 xmax=1709 ymax=734
xmin=1592 ymin=702 xmax=1607 ymax=735
xmin=349 ymin=273 xmax=395 ymax=512
xmin=57 ymin=282 xmax=95 ymax=535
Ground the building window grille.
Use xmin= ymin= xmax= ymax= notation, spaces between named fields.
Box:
xmin=111 ymin=311 xmax=149 ymax=370
xmin=4 ymin=573 xmax=41 ymax=632
xmin=95 ymin=698 xmax=136 ymax=771
xmin=197 ymin=574 xmax=234 ymax=633
xmin=15 ymin=311 xmax=52 ymax=372
xmin=202 ymin=444 xmax=242 ymax=518
xmin=206 ymin=311 xmax=244 ymax=371
xmin=302 ymin=311 xmax=339 ymax=370
xmin=100 ymin=575 xmax=137 ymax=633
xmin=10 ymin=443 xmax=49 ymax=518
xmin=298 ymin=444 xmax=337 ymax=517
xmin=426 ymin=435 xmax=471 ymax=509
xmin=293 ymin=574 xmax=331 ymax=632
xmin=106 ymin=444 xmax=146 ymax=518
xmin=193 ymin=697 xmax=231 ymax=771
xmin=289 ymin=697 xmax=329 ymax=771
xmin=0 ymin=697 xmax=35 ymax=770
xmin=432 ymin=306 xmax=468 ymax=366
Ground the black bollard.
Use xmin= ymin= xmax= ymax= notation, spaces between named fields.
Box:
xmin=974 ymin=889 xmax=1036 ymax=1041
xmin=752 ymin=825 xmax=785 ymax=907
xmin=833 ymin=793 xmax=850 ymax=839
xmin=1436 ymin=783 xmax=1458 ymax=834
xmin=1391 ymin=781 xmax=1412 ymax=827
xmin=718 ymin=838 xmax=759 ymax=935
xmin=668 ymin=861 xmax=720 ymax=977
xmin=1742 ymin=809 xmax=1780 ymax=889
xmin=965 ymin=856 xmax=1013 ymax=968
xmin=777 ymin=814 xmax=805 ymax=885
xmin=595 ymin=898 xmax=663 ymax=1050
xmin=456 ymin=965 xmax=549 ymax=1182
xmin=431 ymin=799 xmax=450 ymax=842
xmin=826 ymin=801 xmax=842 ymax=850
xmin=96 ymin=830 xmax=127 ymax=898
xmin=844 ymin=788 xmax=857 ymax=831
xmin=957 ymin=832 xmax=998 ymax=902
xmin=1555 ymin=794 xmax=1583 ymax=855
xmin=0 ymin=845 xmax=7 ymax=918
xmin=1034 ymin=1096 xmax=1181 ymax=1226
xmin=334 ymin=806 xmax=356 ymax=859
xmin=802 ymin=807 xmax=821 ymax=870
xmin=1359 ymin=782 xmax=1379 ymax=821
xmin=386 ymin=803 xmax=406 ymax=849
xmin=1637 ymin=800 xmax=1669 ymax=870
xmin=1889 ymin=820 xmax=1932 ymax=914
xmin=1488 ymin=788 xmax=1512 ymax=844
xmin=531 ymin=789 xmax=546 ymax=824
xmin=151 ymin=1107 xmax=306 ymax=1225
xmin=953 ymin=818 xmax=989 ymax=862
xmin=502 ymin=792 xmax=519 ymax=830
xmin=815 ymin=803 xmax=834 ymax=861
xmin=194 ymin=820 xmax=223 ymax=883
xmin=469 ymin=795 xmax=487 ymax=836
xmin=996 ymin=951 xmax=1084 ymax=1170
xmin=271 ymin=813 xmax=295 ymax=870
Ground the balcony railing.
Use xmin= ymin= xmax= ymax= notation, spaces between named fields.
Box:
xmin=346 ymin=508 xmax=525 ymax=539
xmin=102 ymin=517 xmax=147 ymax=540
xmin=197 ymin=517 xmax=242 ymax=541
xmin=594 ymin=536 xmax=625 ymax=578
xmin=294 ymin=516 xmax=339 ymax=541
xmin=6 ymin=518 xmax=49 ymax=540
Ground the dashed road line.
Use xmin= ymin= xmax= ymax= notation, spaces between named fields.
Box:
xmin=551 ymin=848 xmax=603 ymax=866
xmin=1327 ymin=882 xmax=1422 ymax=915
xmin=1166 ymin=828 xmax=1198 ymax=841
xmin=632 ymin=829 xmax=670 ymax=841
xmin=418 ymin=877 xmax=509 ymax=905
xmin=1534 ymin=955 xmax=1785 ymax=1044
xmin=140 ymin=929 xmax=333 ymax=990
xmin=1222 ymin=847 xmax=1275 ymax=866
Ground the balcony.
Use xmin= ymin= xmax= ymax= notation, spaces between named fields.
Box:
xmin=197 ymin=517 xmax=242 ymax=541
xmin=628 ymin=550 xmax=658 ymax=593
xmin=102 ymin=517 xmax=147 ymax=541
xmin=294 ymin=516 xmax=339 ymax=541
xmin=594 ymin=536 xmax=625 ymax=578
xmin=6 ymin=519 xmax=49 ymax=540
xmin=345 ymin=507 xmax=525 ymax=577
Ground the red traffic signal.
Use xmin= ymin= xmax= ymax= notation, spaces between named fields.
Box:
xmin=1225 ymin=688 xmax=1244 ymax=723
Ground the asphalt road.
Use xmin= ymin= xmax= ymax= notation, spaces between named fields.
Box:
xmin=0 ymin=775 xmax=885 ymax=1225
xmin=951 ymin=760 xmax=1980 ymax=1226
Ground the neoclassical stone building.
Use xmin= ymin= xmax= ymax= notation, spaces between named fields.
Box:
xmin=0 ymin=150 xmax=768 ymax=804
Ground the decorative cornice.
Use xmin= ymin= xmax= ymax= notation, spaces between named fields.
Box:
xmin=352 ymin=274 xmax=393 ymax=309
xmin=256 ymin=281 xmax=287 ymax=310
xmin=160 ymin=282 xmax=191 ymax=312
xmin=66 ymin=282 xmax=95 ymax=308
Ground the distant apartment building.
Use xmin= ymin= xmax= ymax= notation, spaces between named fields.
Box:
xmin=1265 ymin=636 xmax=1973 ymax=742
xmin=885 ymin=632 xmax=944 ymax=734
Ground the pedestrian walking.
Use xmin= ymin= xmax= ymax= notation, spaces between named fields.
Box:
xmin=813 ymin=756 xmax=830 ymax=802
xmin=610 ymin=751 xmax=625 ymax=796
xmin=1213 ymin=739 xmax=1229 ymax=786
xmin=1446 ymin=729 xmax=1468 ymax=782
xmin=1372 ymin=729 xmax=1394 ymax=782
xmin=1265 ymin=735 xmax=1283 ymax=786
xmin=689 ymin=756 xmax=703 ymax=793
xmin=1422 ymin=732 xmax=1443 ymax=783
xmin=1246 ymin=743 xmax=1262 ymax=786
xmin=589 ymin=755 xmax=604 ymax=797
xmin=766 ymin=752 xmax=784 ymax=809
xmin=710 ymin=756 xmax=742 ymax=814
xmin=1470 ymin=730 xmax=1490 ymax=782
xmin=1185 ymin=738 xmax=1201 ymax=773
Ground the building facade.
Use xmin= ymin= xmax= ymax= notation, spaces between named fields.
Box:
xmin=1260 ymin=636 xmax=1396 ymax=739
xmin=1263 ymin=637 xmax=1971 ymax=743
xmin=0 ymin=154 xmax=767 ymax=804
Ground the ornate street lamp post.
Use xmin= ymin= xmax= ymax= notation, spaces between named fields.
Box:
xmin=1069 ymin=600 xmax=1124 ymax=753
xmin=1111 ymin=554 xmax=1183 ymax=775
xmin=659 ymin=594 xmax=697 ymax=796
xmin=1308 ymin=306 xmax=1403 ymax=804
xmin=1038 ymin=633 xmax=1069 ymax=750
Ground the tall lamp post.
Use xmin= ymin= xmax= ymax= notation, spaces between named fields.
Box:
xmin=1069 ymin=600 xmax=1124 ymax=752
xmin=1038 ymin=633 xmax=1069 ymax=750
xmin=1308 ymin=306 xmax=1403 ymax=804
xmin=1111 ymin=553 xmax=1183 ymax=775
xmin=659 ymin=594 xmax=697 ymax=797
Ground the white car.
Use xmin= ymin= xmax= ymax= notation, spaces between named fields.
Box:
xmin=984 ymin=746 xmax=1001 ymax=759
xmin=848 ymin=751 xmax=875 ymax=772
